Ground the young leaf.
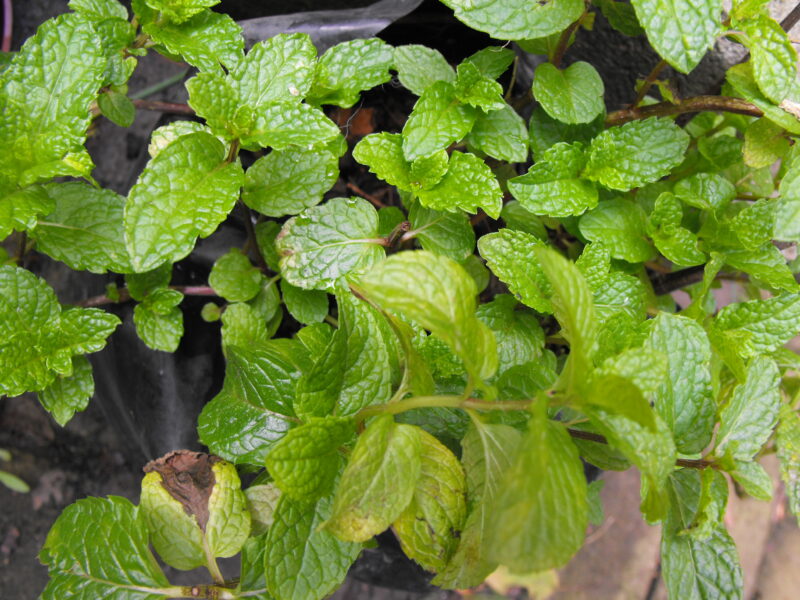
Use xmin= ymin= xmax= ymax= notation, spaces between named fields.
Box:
xmin=674 ymin=172 xmax=735 ymax=212
xmin=133 ymin=301 xmax=183 ymax=352
xmin=712 ymin=294 xmax=800 ymax=357
xmin=393 ymin=45 xmax=456 ymax=95
xmin=532 ymin=61 xmax=605 ymax=125
xmin=208 ymin=249 xmax=263 ymax=303
xmin=416 ymin=151 xmax=503 ymax=218
xmin=280 ymin=280 xmax=328 ymax=325
xmin=243 ymin=148 xmax=338 ymax=218
xmin=594 ymin=0 xmax=644 ymax=36
xmin=777 ymin=403 xmax=800 ymax=523
xmin=630 ymin=0 xmax=722 ymax=73
xmin=465 ymin=46 xmax=515 ymax=79
xmin=277 ymin=197 xmax=384 ymax=290
xmin=220 ymin=302 xmax=271 ymax=350
xmin=453 ymin=62 xmax=505 ymax=112
xmin=265 ymin=417 xmax=354 ymax=502
xmin=646 ymin=192 xmax=706 ymax=267
xmin=408 ymin=202 xmax=476 ymax=261
xmin=393 ymin=429 xmax=467 ymax=572
xmin=738 ymin=13 xmax=797 ymax=104
xmin=744 ymin=118 xmax=789 ymax=168
xmin=307 ymin=38 xmax=393 ymax=108
xmin=716 ymin=356 xmax=780 ymax=460
xmin=726 ymin=63 xmax=800 ymax=136
xmin=70 ymin=0 xmax=129 ymax=20
xmin=324 ymin=415 xmax=422 ymax=542
xmin=583 ymin=118 xmax=690 ymax=191
xmin=465 ymin=104 xmax=529 ymax=163
xmin=643 ymin=313 xmax=715 ymax=454
xmin=143 ymin=0 xmax=217 ymax=24
xmin=441 ymin=0 xmax=584 ymax=40
xmin=487 ymin=402 xmax=588 ymax=572
xmin=266 ymin=489 xmax=361 ymax=600
xmin=358 ymin=250 xmax=498 ymax=382
xmin=97 ymin=88 xmax=135 ymax=128
xmin=124 ymin=132 xmax=243 ymax=272
xmin=39 ymin=496 xmax=171 ymax=599
xmin=579 ymin=198 xmax=655 ymax=262
xmin=476 ymin=294 xmax=545 ymax=375
xmin=38 ymin=356 xmax=94 ymax=427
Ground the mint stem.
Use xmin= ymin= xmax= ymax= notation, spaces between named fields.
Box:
xmin=76 ymin=285 xmax=219 ymax=307
xmin=606 ymin=95 xmax=762 ymax=126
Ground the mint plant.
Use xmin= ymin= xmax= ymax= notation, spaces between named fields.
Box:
xmin=2 ymin=0 xmax=800 ymax=598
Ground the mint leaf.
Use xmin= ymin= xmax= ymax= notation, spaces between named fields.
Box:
xmin=528 ymin=105 xmax=604 ymax=161
xmin=465 ymin=46 xmax=515 ymax=79
xmin=454 ymin=62 xmax=505 ymax=112
xmin=509 ymin=142 xmax=598 ymax=217
xmin=245 ymin=484 xmax=281 ymax=536
xmin=359 ymin=251 xmax=498 ymax=382
xmin=40 ymin=496 xmax=170 ymax=599
xmin=0 ymin=186 xmax=54 ymax=239
xmin=124 ymin=132 xmax=244 ymax=272
xmin=643 ymin=313 xmax=715 ymax=454
xmin=433 ymin=422 xmax=521 ymax=588
xmin=185 ymin=71 xmax=239 ymax=136
xmin=595 ymin=0 xmax=645 ymax=36
xmin=726 ymin=63 xmax=800 ymax=135
xmin=646 ymin=192 xmax=706 ymax=266
xmin=133 ymin=302 xmax=183 ymax=352
xmin=295 ymin=289 xmax=392 ymax=418
xmin=241 ymin=102 xmax=340 ymax=151
xmin=487 ymin=402 xmax=587 ymax=572
xmin=408 ymin=202 xmax=476 ymax=261
xmin=277 ymin=197 xmax=384 ymax=290
xmin=393 ymin=429 xmax=467 ymax=572
xmin=727 ymin=459 xmax=773 ymax=501
xmin=441 ymin=0 xmax=584 ymax=40
xmin=38 ymin=356 xmax=94 ymax=427
xmin=70 ymin=0 xmax=129 ymax=20
xmin=533 ymin=61 xmax=605 ymax=124
xmin=143 ymin=0 xmax=217 ymax=23
xmin=713 ymin=294 xmax=800 ymax=357
xmin=243 ymin=148 xmax=338 ymax=218
xmin=97 ymin=88 xmax=135 ymax=128
xmin=716 ymin=356 xmax=780 ymax=460
xmin=148 ymin=121 xmax=214 ymax=158
xmin=584 ymin=118 xmax=690 ymax=190
xmin=722 ymin=245 xmax=797 ymax=293
xmin=579 ymin=198 xmax=655 ymax=262
xmin=777 ymin=404 xmax=800 ymax=522
xmin=674 ymin=172 xmax=735 ymax=211
xmin=466 ymin=103 xmax=529 ymax=162
xmin=353 ymin=133 xmax=414 ymax=191
xmin=417 ymin=151 xmax=503 ymax=218
xmin=402 ymin=81 xmax=477 ymax=160
xmin=198 ymin=343 xmax=302 ymax=463
xmin=265 ymin=417 xmax=354 ymax=501
xmin=209 ymin=249 xmax=263 ymax=303
xmin=476 ymin=294 xmax=545 ymax=375
xmin=31 ymin=182 xmax=132 ymax=274
xmin=255 ymin=221 xmax=283 ymax=273
xmin=325 ymin=415 xmax=422 ymax=542
xmin=280 ymin=280 xmax=328 ymax=325
xmin=220 ymin=302 xmax=273 ymax=350
xmin=393 ymin=45 xmax=455 ymax=95
xmin=307 ymin=38 xmax=393 ymax=108
xmin=266 ymin=490 xmax=361 ymax=600
xmin=661 ymin=470 xmax=743 ymax=599
xmin=739 ymin=14 xmax=797 ymax=104
xmin=744 ymin=118 xmax=789 ymax=168
xmin=630 ymin=0 xmax=722 ymax=73
xmin=500 ymin=201 xmax=548 ymax=239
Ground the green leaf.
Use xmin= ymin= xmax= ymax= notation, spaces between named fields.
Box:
xmin=133 ymin=302 xmax=183 ymax=352
xmin=237 ymin=533 xmax=269 ymax=597
xmin=209 ymin=249 xmax=263 ymax=303
xmin=266 ymin=490 xmax=361 ymax=600
xmin=465 ymin=46 xmax=515 ymax=79
xmin=588 ymin=373 xmax=657 ymax=431
xmin=441 ymin=0 xmax=584 ymax=40
xmin=143 ymin=9 xmax=243 ymax=72
xmin=124 ymin=132 xmax=243 ymax=272
xmin=777 ymin=403 xmax=800 ymax=523
xmin=487 ymin=402 xmax=587 ymax=572
xmin=245 ymin=484 xmax=281 ymax=536
xmin=595 ymin=0 xmax=645 ymax=36
xmin=255 ymin=221 xmax=283 ymax=273
xmin=277 ymin=197 xmax=384 ymax=290
xmin=70 ymin=0 xmax=129 ymax=20
xmin=324 ymin=415 xmax=422 ymax=542
xmin=243 ymin=148 xmax=338 ymax=218
xmin=38 ymin=356 xmax=94 ymax=427
xmin=726 ymin=63 xmax=800 ymax=135
xmin=185 ymin=71 xmax=240 ymax=137
xmin=198 ymin=343 xmax=302 ymax=463
xmin=528 ymin=105 xmax=604 ymax=161
xmin=466 ymin=104 xmax=528 ymax=163
xmin=0 ymin=185 xmax=54 ymax=239
xmin=660 ymin=470 xmax=743 ymax=600
xmin=509 ymin=142 xmax=598 ymax=217
xmin=143 ymin=0 xmax=217 ymax=23
xmin=97 ymin=88 xmax=135 ymax=128
xmin=727 ymin=459 xmax=773 ymax=501
xmin=722 ymin=245 xmax=797 ymax=293
xmin=402 ymin=81 xmax=477 ymax=160
xmin=358 ymin=250 xmax=498 ymax=382
xmin=265 ymin=417 xmax=354 ymax=501
xmin=417 ymin=152 xmax=503 ymax=218
xmin=630 ymin=0 xmax=722 ymax=73
xmin=583 ymin=118 xmax=690 ymax=191
xmin=453 ymin=62 xmax=505 ymax=112
xmin=393 ymin=429 xmax=467 ymax=572
xmin=476 ymin=294 xmax=545 ymax=376
xmin=354 ymin=133 xmax=417 ymax=192
xmin=393 ymin=45 xmax=456 ymax=95
xmin=478 ymin=229 xmax=551 ymax=313
xmin=408 ymin=202 xmax=475 ymax=261
xmin=744 ymin=118 xmax=789 ymax=168
xmin=673 ymin=172 xmax=735 ymax=211
xmin=646 ymin=192 xmax=706 ymax=267
xmin=579 ymin=198 xmax=655 ymax=263
xmin=533 ymin=61 xmax=605 ymax=125
xmin=713 ymin=294 xmax=800 ymax=357
xmin=739 ymin=14 xmax=798 ymax=104
xmin=433 ymin=421 xmax=521 ymax=588
xmin=307 ymin=38 xmax=393 ymax=108
xmin=643 ymin=313 xmax=715 ymax=454
xmin=31 ymin=182 xmax=132 ymax=274
xmin=280 ymin=280 xmax=328 ymax=325
xmin=716 ymin=356 xmax=780 ymax=460
xmin=295 ymin=289 xmax=392 ymax=418
xmin=500 ymin=201 xmax=548 ymax=239
xmin=241 ymin=102 xmax=340 ymax=151
xmin=40 ymin=496 xmax=170 ymax=599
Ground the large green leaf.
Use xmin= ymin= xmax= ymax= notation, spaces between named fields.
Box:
xmin=465 ymin=103 xmax=529 ymax=163
xmin=712 ymin=294 xmax=800 ymax=357
xmin=393 ymin=45 xmax=456 ymax=95
xmin=124 ymin=132 xmax=243 ymax=272
xmin=441 ymin=0 xmax=584 ymax=40
xmin=738 ymin=13 xmax=797 ymax=104
xmin=579 ymin=198 xmax=655 ymax=263
xmin=532 ymin=62 xmax=605 ymax=125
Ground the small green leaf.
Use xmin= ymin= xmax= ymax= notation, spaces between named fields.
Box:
xmin=533 ymin=61 xmax=605 ymax=124
xmin=277 ymin=197 xmax=384 ymax=290
xmin=353 ymin=133 xmax=414 ymax=191
xmin=713 ymin=294 xmax=800 ymax=357
xmin=465 ymin=46 xmax=515 ymax=79
xmin=441 ymin=0 xmax=584 ymax=40
xmin=124 ymin=132 xmax=243 ymax=272
xmin=393 ymin=429 xmax=467 ymax=572
xmin=97 ymin=88 xmax=135 ymax=128
xmin=133 ymin=302 xmax=183 ymax=352
xmin=40 ymin=496 xmax=170 ymax=598
xmin=209 ymin=249 xmax=263 ymax=303
xmin=243 ymin=148 xmax=338 ymax=218
xmin=528 ymin=105 xmax=604 ymax=161
xmin=241 ymin=102 xmax=340 ymax=151
xmin=777 ymin=403 xmax=800 ymax=523
xmin=727 ymin=459 xmax=773 ymax=501
xmin=245 ymin=484 xmax=281 ymax=536
xmin=325 ymin=415 xmax=422 ymax=542
xmin=673 ymin=172 xmax=735 ymax=211
xmin=393 ymin=45 xmax=455 ymax=95
xmin=579 ymin=198 xmax=655 ymax=263
xmin=583 ymin=118 xmax=690 ymax=191
xmin=266 ymin=417 xmax=354 ymax=501
xmin=476 ymin=294 xmax=545 ymax=376
xmin=744 ymin=118 xmax=789 ymax=168
xmin=500 ymin=201 xmax=548 ymax=239
xmin=307 ymin=38 xmax=393 ymax=108
xmin=143 ymin=0 xmax=217 ymax=23
xmin=408 ymin=201 xmax=475 ymax=261
xmin=630 ymin=0 xmax=722 ymax=73
xmin=280 ymin=280 xmax=328 ymax=325
xmin=595 ymin=0 xmax=644 ymax=36
xmin=738 ymin=13 xmax=798 ymax=104
xmin=454 ymin=62 xmax=505 ymax=112
xmin=70 ymin=0 xmax=129 ymax=20
xmin=417 ymin=152 xmax=503 ymax=218
xmin=466 ymin=103 xmax=529 ymax=163
xmin=0 ymin=185 xmax=54 ymax=239
xmin=38 ymin=356 xmax=94 ymax=427
xmin=726 ymin=63 xmax=800 ymax=135
xmin=646 ymin=192 xmax=706 ymax=266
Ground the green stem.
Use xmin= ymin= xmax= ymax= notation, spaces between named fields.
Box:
xmin=203 ymin=538 xmax=225 ymax=585
xmin=606 ymin=95 xmax=762 ymax=126
xmin=551 ymin=14 xmax=584 ymax=68
xmin=355 ymin=395 xmax=532 ymax=421
xmin=632 ymin=58 xmax=668 ymax=106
